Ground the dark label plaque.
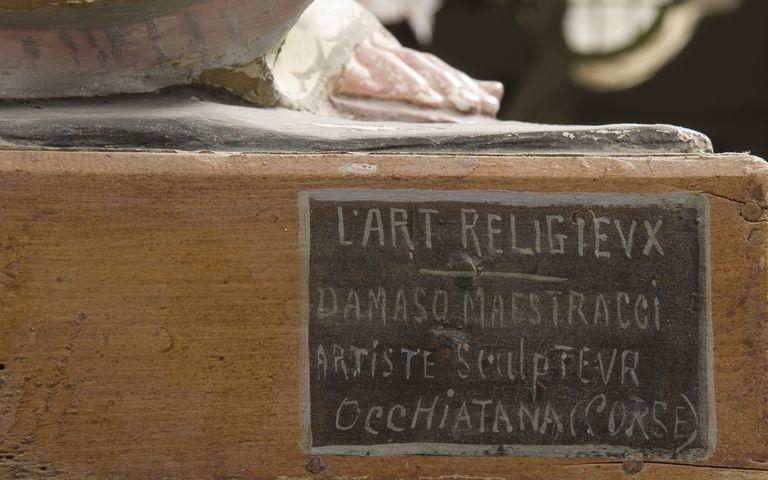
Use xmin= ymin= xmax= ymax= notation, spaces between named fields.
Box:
xmin=300 ymin=189 xmax=713 ymax=458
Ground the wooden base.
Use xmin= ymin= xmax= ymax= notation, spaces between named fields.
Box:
xmin=0 ymin=149 xmax=766 ymax=479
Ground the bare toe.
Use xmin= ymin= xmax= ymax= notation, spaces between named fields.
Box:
xmin=478 ymin=80 xmax=505 ymax=102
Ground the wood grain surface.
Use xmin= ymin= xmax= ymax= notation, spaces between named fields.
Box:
xmin=0 ymin=150 xmax=765 ymax=479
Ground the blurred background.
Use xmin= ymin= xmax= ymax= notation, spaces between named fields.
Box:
xmin=363 ymin=0 xmax=766 ymax=157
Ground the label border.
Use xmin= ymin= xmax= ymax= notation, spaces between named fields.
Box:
xmin=298 ymin=188 xmax=714 ymax=459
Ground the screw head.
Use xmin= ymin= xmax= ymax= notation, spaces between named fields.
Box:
xmin=449 ymin=253 xmax=479 ymax=289
xmin=622 ymin=452 xmax=644 ymax=475
xmin=748 ymin=228 xmax=767 ymax=246
xmin=306 ymin=456 xmax=326 ymax=475
xmin=743 ymin=202 xmax=763 ymax=222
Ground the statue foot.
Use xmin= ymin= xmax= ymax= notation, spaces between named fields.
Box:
xmin=330 ymin=27 xmax=503 ymax=122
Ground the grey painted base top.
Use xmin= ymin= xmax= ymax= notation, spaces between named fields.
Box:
xmin=0 ymin=89 xmax=713 ymax=155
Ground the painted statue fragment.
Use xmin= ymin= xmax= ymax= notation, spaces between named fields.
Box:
xmin=0 ymin=0 xmax=502 ymax=122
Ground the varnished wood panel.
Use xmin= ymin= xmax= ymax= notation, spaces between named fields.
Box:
xmin=0 ymin=150 xmax=765 ymax=479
